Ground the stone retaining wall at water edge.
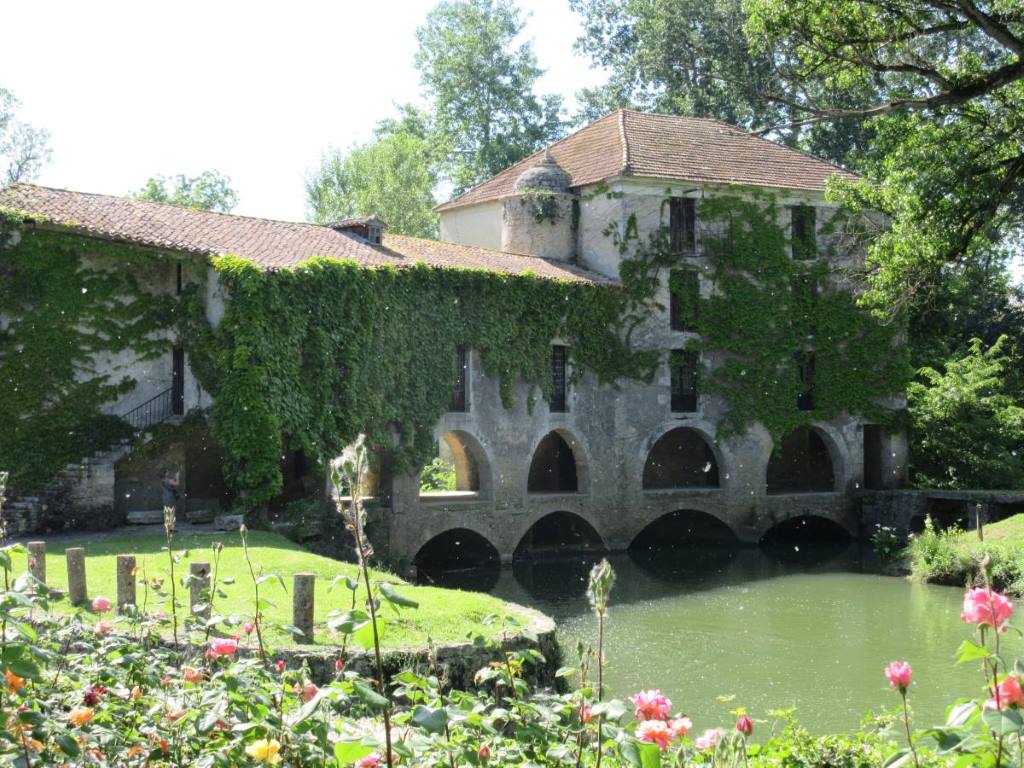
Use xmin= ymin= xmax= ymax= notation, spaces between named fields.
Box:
xmin=277 ymin=603 xmax=561 ymax=690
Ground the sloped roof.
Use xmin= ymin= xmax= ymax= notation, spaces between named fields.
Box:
xmin=0 ymin=184 xmax=610 ymax=284
xmin=436 ymin=109 xmax=859 ymax=211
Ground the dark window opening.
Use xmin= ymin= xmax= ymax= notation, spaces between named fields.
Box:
xmin=863 ymin=424 xmax=883 ymax=490
xmin=767 ymin=427 xmax=835 ymax=493
xmin=171 ymin=347 xmax=185 ymax=416
xmin=670 ymin=197 xmax=696 ymax=255
xmin=643 ymin=428 xmax=720 ymax=488
xmin=791 ymin=205 xmax=817 ymax=260
xmin=796 ymin=351 xmax=815 ymax=411
xmin=671 ymin=350 xmax=699 ymax=412
xmin=176 ymin=263 xmax=184 ymax=294
xmin=528 ymin=432 xmax=578 ymax=493
xmin=669 ymin=269 xmax=699 ymax=331
xmin=550 ymin=345 xmax=567 ymax=412
xmin=449 ymin=347 xmax=468 ymax=412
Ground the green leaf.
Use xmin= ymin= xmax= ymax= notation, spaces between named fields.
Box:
xmin=353 ymin=679 xmax=389 ymax=709
xmin=354 ymin=619 xmax=380 ymax=650
xmin=882 ymin=749 xmax=912 ymax=768
xmin=334 ymin=740 xmax=375 ymax=765
xmin=956 ymin=639 xmax=991 ymax=664
xmin=57 ymin=733 xmax=80 ymax=757
xmin=592 ymin=698 xmax=627 ymax=721
xmin=620 ymin=738 xmax=662 ymax=768
xmin=945 ymin=701 xmax=977 ymax=728
xmin=379 ymin=582 xmax=419 ymax=609
xmin=983 ymin=707 xmax=1023 ymax=735
xmin=410 ymin=705 xmax=448 ymax=734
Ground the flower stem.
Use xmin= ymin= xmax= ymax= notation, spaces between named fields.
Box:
xmin=901 ymin=691 xmax=919 ymax=768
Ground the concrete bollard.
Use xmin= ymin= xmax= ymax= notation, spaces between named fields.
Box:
xmin=27 ymin=541 xmax=46 ymax=584
xmin=292 ymin=573 xmax=315 ymax=643
xmin=116 ymin=555 xmax=136 ymax=614
xmin=65 ymin=547 xmax=87 ymax=605
xmin=190 ymin=562 xmax=211 ymax=620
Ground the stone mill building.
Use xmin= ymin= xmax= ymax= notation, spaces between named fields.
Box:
xmin=0 ymin=109 xmax=908 ymax=567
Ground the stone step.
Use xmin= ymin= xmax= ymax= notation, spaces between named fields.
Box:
xmin=214 ymin=514 xmax=245 ymax=531
xmin=186 ymin=508 xmax=215 ymax=524
xmin=126 ymin=509 xmax=164 ymax=525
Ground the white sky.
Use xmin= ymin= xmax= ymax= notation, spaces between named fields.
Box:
xmin=1 ymin=0 xmax=606 ymax=222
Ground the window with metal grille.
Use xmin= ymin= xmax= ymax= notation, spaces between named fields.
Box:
xmin=670 ymin=197 xmax=696 ymax=255
xmin=669 ymin=269 xmax=699 ymax=331
xmin=791 ymin=205 xmax=817 ymax=260
xmin=797 ymin=351 xmax=816 ymax=411
xmin=671 ymin=350 xmax=699 ymax=412
xmin=550 ymin=345 xmax=568 ymax=412
xmin=449 ymin=347 xmax=468 ymax=412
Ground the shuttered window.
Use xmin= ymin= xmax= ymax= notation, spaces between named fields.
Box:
xmin=670 ymin=198 xmax=696 ymax=255
xmin=671 ymin=350 xmax=699 ymax=412
xmin=550 ymin=345 xmax=568 ymax=412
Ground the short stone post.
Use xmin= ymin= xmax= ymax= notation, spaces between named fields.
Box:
xmin=190 ymin=562 xmax=211 ymax=620
xmin=65 ymin=547 xmax=86 ymax=606
xmin=27 ymin=541 xmax=46 ymax=584
xmin=116 ymin=555 xmax=136 ymax=614
xmin=292 ymin=573 xmax=315 ymax=643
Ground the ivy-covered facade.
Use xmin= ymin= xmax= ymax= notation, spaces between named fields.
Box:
xmin=0 ymin=111 xmax=908 ymax=561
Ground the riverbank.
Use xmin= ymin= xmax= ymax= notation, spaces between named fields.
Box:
xmin=907 ymin=512 xmax=1024 ymax=594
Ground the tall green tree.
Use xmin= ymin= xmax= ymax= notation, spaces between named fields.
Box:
xmin=305 ymin=130 xmax=439 ymax=239
xmin=132 ymin=170 xmax=239 ymax=212
xmin=415 ymin=0 xmax=565 ymax=193
xmin=742 ymin=0 xmax=1024 ymax=311
xmin=0 ymin=86 xmax=51 ymax=186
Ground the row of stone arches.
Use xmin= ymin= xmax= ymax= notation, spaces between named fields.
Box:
xmin=413 ymin=509 xmax=853 ymax=569
xmin=418 ymin=425 xmax=840 ymax=500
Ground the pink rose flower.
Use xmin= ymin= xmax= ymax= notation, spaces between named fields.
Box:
xmin=636 ymin=719 xmax=674 ymax=750
xmin=302 ymin=681 xmax=318 ymax=702
xmin=985 ymin=675 xmax=1024 ymax=711
xmin=478 ymin=744 xmax=490 ymax=761
xmin=276 ymin=659 xmax=286 ymax=673
xmin=668 ymin=716 xmax=692 ymax=738
xmin=209 ymin=638 xmax=238 ymax=658
xmin=580 ymin=706 xmax=593 ymax=724
xmin=183 ymin=667 xmax=203 ymax=683
xmin=91 ymin=596 xmax=112 ymax=613
xmin=884 ymin=661 xmax=912 ymax=692
xmin=95 ymin=620 xmax=114 ymax=636
xmin=243 ymin=622 xmax=255 ymax=635
xmin=335 ymin=658 xmax=345 ymax=673
xmin=695 ymin=729 xmax=720 ymax=751
xmin=736 ymin=714 xmax=753 ymax=737
xmin=355 ymin=754 xmax=380 ymax=767
xmin=630 ymin=689 xmax=672 ymax=721
xmin=962 ymin=588 xmax=1014 ymax=631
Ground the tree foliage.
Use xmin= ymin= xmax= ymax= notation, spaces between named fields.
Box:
xmin=132 ymin=170 xmax=239 ymax=212
xmin=0 ymin=86 xmax=51 ymax=186
xmin=909 ymin=335 xmax=1024 ymax=489
xmin=305 ymin=130 xmax=439 ymax=239
xmin=415 ymin=0 xmax=564 ymax=193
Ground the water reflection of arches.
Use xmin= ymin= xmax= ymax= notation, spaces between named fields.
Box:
xmin=513 ymin=511 xmax=605 ymax=560
xmin=528 ymin=430 xmax=587 ymax=494
xmin=642 ymin=428 xmax=720 ymax=489
xmin=759 ymin=515 xmax=853 ymax=564
xmin=414 ymin=528 xmax=500 ymax=570
xmin=419 ymin=430 xmax=492 ymax=499
xmin=630 ymin=509 xmax=738 ymax=550
xmin=766 ymin=427 xmax=837 ymax=493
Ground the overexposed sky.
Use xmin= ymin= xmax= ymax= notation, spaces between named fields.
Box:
xmin=1 ymin=0 xmax=606 ymax=222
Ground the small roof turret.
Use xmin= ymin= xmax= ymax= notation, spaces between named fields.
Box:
xmin=513 ymin=148 xmax=572 ymax=193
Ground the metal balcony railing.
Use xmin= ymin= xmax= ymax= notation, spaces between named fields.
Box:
xmin=121 ymin=388 xmax=174 ymax=431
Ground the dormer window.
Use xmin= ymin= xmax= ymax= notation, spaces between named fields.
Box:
xmin=367 ymin=224 xmax=382 ymax=245
xmin=327 ymin=215 xmax=386 ymax=244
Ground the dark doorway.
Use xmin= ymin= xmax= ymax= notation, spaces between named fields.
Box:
xmin=863 ymin=424 xmax=883 ymax=490
xmin=171 ymin=347 xmax=185 ymax=416
xmin=630 ymin=510 xmax=738 ymax=550
xmin=766 ymin=427 xmax=835 ymax=493
xmin=643 ymin=428 xmax=720 ymax=489
xmin=528 ymin=432 xmax=579 ymax=493
xmin=514 ymin=511 xmax=605 ymax=560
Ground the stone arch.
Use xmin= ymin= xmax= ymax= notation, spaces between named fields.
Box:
xmin=766 ymin=426 xmax=842 ymax=494
xmin=527 ymin=429 xmax=589 ymax=494
xmin=513 ymin=511 xmax=606 ymax=560
xmin=413 ymin=528 xmax=501 ymax=570
xmin=759 ymin=514 xmax=854 ymax=546
xmin=419 ymin=430 xmax=493 ymax=499
xmin=630 ymin=509 xmax=739 ymax=550
xmin=642 ymin=427 xmax=722 ymax=489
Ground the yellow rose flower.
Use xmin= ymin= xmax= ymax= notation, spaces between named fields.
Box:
xmin=5 ymin=669 xmax=24 ymax=695
xmin=69 ymin=707 xmax=94 ymax=727
xmin=245 ymin=738 xmax=283 ymax=765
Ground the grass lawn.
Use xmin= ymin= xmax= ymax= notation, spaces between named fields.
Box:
xmin=21 ymin=529 xmax=524 ymax=649
xmin=908 ymin=512 xmax=1024 ymax=594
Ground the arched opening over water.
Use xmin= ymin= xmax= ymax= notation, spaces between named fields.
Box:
xmin=414 ymin=528 xmax=500 ymax=570
xmin=643 ymin=428 xmax=720 ymax=489
xmin=629 ymin=509 xmax=738 ymax=551
xmin=513 ymin=511 xmax=605 ymax=560
xmin=418 ymin=431 xmax=491 ymax=499
xmin=766 ymin=427 xmax=836 ymax=494
xmin=528 ymin=430 xmax=584 ymax=494
xmin=760 ymin=514 xmax=851 ymax=549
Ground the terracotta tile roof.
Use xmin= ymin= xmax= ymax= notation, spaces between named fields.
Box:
xmin=0 ymin=184 xmax=610 ymax=284
xmin=436 ymin=109 xmax=859 ymax=211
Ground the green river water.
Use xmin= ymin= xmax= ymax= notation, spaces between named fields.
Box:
xmin=424 ymin=543 xmax=1018 ymax=734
